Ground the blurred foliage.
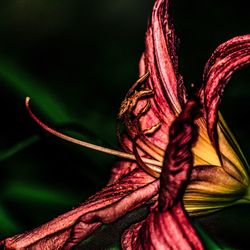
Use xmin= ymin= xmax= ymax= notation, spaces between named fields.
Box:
xmin=0 ymin=0 xmax=249 ymax=249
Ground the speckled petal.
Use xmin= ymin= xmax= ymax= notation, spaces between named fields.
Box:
xmin=2 ymin=169 xmax=156 ymax=250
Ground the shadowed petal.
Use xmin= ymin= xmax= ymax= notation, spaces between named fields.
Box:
xmin=2 ymin=169 xmax=157 ymax=249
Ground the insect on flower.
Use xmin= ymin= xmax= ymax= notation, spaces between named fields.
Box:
xmin=1 ymin=0 xmax=250 ymax=249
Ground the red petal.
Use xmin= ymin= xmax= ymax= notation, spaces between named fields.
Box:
xmin=2 ymin=169 xmax=157 ymax=249
xmin=122 ymin=99 xmax=203 ymax=249
xmin=201 ymin=35 xmax=250 ymax=160
xmin=122 ymin=221 xmax=144 ymax=250
xmin=122 ymin=203 xmax=203 ymax=250
xmin=118 ymin=0 xmax=186 ymax=165
xmin=145 ymin=0 xmax=185 ymax=116
xmin=63 ymin=177 xmax=159 ymax=249
xmin=159 ymin=98 xmax=200 ymax=210
xmin=108 ymin=160 xmax=138 ymax=184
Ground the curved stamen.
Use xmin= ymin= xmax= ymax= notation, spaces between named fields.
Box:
xmin=132 ymin=137 xmax=161 ymax=177
xmin=25 ymin=97 xmax=162 ymax=168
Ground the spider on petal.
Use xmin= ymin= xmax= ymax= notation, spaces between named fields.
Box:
xmin=1 ymin=0 xmax=250 ymax=249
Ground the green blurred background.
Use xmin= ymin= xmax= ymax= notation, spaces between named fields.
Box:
xmin=0 ymin=0 xmax=249 ymax=249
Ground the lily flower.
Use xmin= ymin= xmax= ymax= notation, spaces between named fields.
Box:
xmin=1 ymin=0 xmax=250 ymax=249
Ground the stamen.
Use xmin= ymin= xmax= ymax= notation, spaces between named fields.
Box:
xmin=25 ymin=97 xmax=162 ymax=167
xmin=135 ymin=139 xmax=164 ymax=162
xmin=132 ymin=139 xmax=161 ymax=178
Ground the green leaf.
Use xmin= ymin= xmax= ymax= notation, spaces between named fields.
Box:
xmin=0 ymin=135 xmax=39 ymax=162
xmin=0 ymin=205 xmax=20 ymax=234
xmin=0 ymin=58 xmax=69 ymax=122
xmin=3 ymin=181 xmax=78 ymax=206
xmin=195 ymin=223 xmax=222 ymax=250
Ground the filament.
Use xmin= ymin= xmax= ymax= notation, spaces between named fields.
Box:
xmin=25 ymin=97 xmax=162 ymax=168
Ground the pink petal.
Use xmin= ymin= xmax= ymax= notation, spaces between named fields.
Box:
xmin=2 ymin=169 xmax=157 ymax=249
xmin=201 ymin=35 xmax=250 ymax=160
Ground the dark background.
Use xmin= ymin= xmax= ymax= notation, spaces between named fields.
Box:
xmin=0 ymin=0 xmax=250 ymax=249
